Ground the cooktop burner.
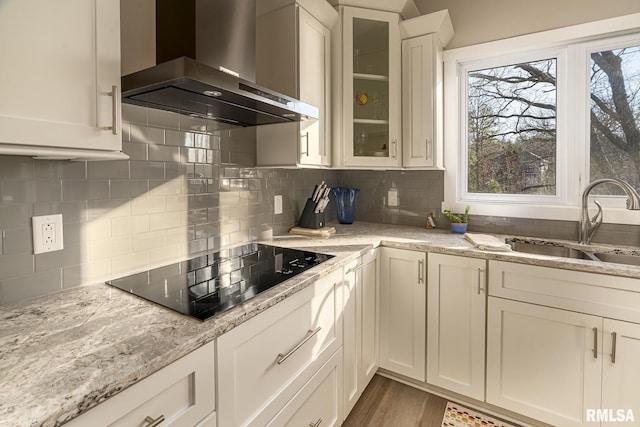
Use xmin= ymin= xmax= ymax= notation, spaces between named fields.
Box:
xmin=107 ymin=243 xmax=334 ymax=321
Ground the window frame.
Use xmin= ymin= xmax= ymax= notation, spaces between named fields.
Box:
xmin=443 ymin=13 xmax=640 ymax=224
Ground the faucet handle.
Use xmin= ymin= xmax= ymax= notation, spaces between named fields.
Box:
xmin=591 ymin=200 xmax=603 ymax=225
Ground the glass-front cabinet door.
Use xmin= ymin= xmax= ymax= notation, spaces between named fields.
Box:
xmin=341 ymin=7 xmax=401 ymax=168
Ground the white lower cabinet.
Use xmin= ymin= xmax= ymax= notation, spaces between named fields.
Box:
xmin=379 ymin=247 xmax=426 ymax=381
xmin=66 ymin=341 xmax=216 ymax=427
xmin=426 ymin=253 xmax=486 ymax=401
xmin=488 ymin=261 xmax=640 ymax=427
xmin=343 ymin=249 xmax=380 ymax=416
xmin=601 ymin=319 xmax=640 ymax=427
xmin=486 ymin=297 xmax=602 ymax=427
xmin=268 ymin=348 xmax=343 ymax=427
xmin=216 ymin=269 xmax=342 ymax=427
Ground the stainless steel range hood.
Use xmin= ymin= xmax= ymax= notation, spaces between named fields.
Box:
xmin=121 ymin=0 xmax=318 ymax=127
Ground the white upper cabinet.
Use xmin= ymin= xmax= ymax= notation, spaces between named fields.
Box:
xmin=0 ymin=0 xmax=126 ymax=159
xmin=256 ymin=0 xmax=337 ymax=168
xmin=399 ymin=10 xmax=453 ymax=169
xmin=332 ymin=6 xmax=402 ymax=168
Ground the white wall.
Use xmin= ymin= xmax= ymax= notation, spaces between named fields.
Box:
xmin=414 ymin=0 xmax=640 ymax=48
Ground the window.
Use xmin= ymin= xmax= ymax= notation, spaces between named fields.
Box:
xmin=467 ymin=58 xmax=557 ymax=195
xmin=443 ymin=15 xmax=640 ymax=222
xmin=589 ymin=43 xmax=640 ymax=195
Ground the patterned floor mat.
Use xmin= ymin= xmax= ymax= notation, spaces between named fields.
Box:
xmin=441 ymin=401 xmax=520 ymax=427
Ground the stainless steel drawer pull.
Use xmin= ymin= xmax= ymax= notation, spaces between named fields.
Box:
xmin=107 ymin=85 xmax=120 ymax=135
xmin=418 ymin=259 xmax=424 ymax=284
xmin=309 ymin=418 xmax=323 ymax=427
xmin=593 ymin=327 xmax=598 ymax=359
xmin=392 ymin=139 xmax=398 ymax=158
xmin=144 ymin=414 xmax=165 ymax=427
xmin=276 ymin=327 xmax=321 ymax=365
xmin=477 ymin=267 xmax=483 ymax=295
xmin=611 ymin=332 xmax=617 ymax=364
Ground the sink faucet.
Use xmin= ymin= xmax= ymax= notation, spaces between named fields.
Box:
xmin=580 ymin=178 xmax=640 ymax=244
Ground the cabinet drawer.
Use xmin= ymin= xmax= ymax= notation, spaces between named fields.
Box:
xmin=268 ymin=348 xmax=343 ymax=427
xmin=66 ymin=341 xmax=215 ymax=427
xmin=217 ymin=269 xmax=343 ymax=427
xmin=488 ymin=260 xmax=640 ymax=323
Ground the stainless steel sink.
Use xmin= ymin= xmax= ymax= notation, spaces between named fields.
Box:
xmin=505 ymin=238 xmax=640 ymax=267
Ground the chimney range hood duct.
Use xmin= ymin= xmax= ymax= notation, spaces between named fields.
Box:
xmin=121 ymin=0 xmax=318 ymax=127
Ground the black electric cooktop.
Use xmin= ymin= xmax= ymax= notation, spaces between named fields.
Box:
xmin=107 ymin=243 xmax=334 ymax=321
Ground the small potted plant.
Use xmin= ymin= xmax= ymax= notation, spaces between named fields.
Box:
xmin=443 ymin=206 xmax=470 ymax=233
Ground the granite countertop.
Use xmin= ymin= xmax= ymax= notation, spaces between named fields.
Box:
xmin=2 ymin=222 xmax=640 ymax=427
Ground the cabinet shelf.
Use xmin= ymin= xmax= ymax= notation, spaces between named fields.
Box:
xmin=353 ymin=73 xmax=389 ymax=82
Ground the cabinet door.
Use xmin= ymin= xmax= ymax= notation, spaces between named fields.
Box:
xmin=427 ymin=253 xmax=486 ymax=400
xmin=299 ymin=6 xmax=331 ymax=166
xmin=402 ymin=34 xmax=437 ymax=168
xmin=343 ymin=258 xmax=360 ymax=415
xmin=256 ymin=4 xmax=332 ymax=167
xmin=344 ymin=249 xmax=379 ymax=417
xmin=379 ymin=247 xmax=426 ymax=381
xmin=487 ymin=297 xmax=602 ymax=427
xmin=359 ymin=249 xmax=380 ymax=390
xmin=340 ymin=7 xmax=401 ymax=168
xmin=0 ymin=0 xmax=122 ymax=152
xmin=602 ymin=318 xmax=640 ymax=427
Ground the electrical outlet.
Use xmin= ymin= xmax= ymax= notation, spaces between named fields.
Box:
xmin=32 ymin=214 xmax=64 ymax=254
xmin=274 ymin=195 xmax=283 ymax=215
xmin=388 ymin=189 xmax=398 ymax=207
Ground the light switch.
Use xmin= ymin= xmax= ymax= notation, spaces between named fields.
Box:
xmin=274 ymin=195 xmax=283 ymax=215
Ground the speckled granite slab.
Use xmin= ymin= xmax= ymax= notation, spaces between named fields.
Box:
xmin=2 ymin=221 xmax=640 ymax=426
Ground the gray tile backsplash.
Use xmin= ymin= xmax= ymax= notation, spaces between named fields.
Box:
xmin=0 ymin=104 xmax=637 ymax=306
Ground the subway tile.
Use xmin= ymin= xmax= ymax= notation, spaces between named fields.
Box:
xmin=131 ymin=196 xmax=166 ymax=215
xmin=89 ymin=180 xmax=110 ymax=200
xmin=130 ymin=124 xmax=164 ymax=144
xmin=0 ymin=203 xmax=32 ymax=229
xmin=149 ymin=179 xmax=186 ymax=197
xmin=178 ymin=114 xmax=208 ymax=133
xmin=130 ymin=161 xmax=165 ymax=179
xmin=132 ymin=230 xmax=166 ymax=252
xmin=182 ymin=147 xmax=208 ymax=163
xmin=111 ymin=215 xmax=150 ymax=237
xmin=88 ymin=236 xmax=131 ymax=261
xmin=122 ymin=103 xmax=148 ymax=125
xmin=165 ymin=195 xmax=191 ymax=212
xmin=165 ymin=129 xmax=195 ymax=147
xmin=193 ymin=194 xmax=219 ymax=210
xmin=62 ymin=180 xmax=90 ymax=201
xmin=35 ymin=244 xmax=84 ymax=273
xmin=110 ymin=179 xmax=148 ymax=199
xmin=165 ymin=226 xmax=192 ymax=245
xmin=88 ymin=160 xmax=130 ymax=179
xmin=63 ymin=260 xmax=111 ymax=288
xmin=35 ymin=180 xmax=62 ymax=203
xmin=2 ymin=228 xmax=32 ymax=254
xmin=149 ymin=243 xmax=189 ymax=267
xmin=111 ymin=250 xmax=150 ymax=277
xmin=123 ymin=142 xmax=148 ymax=161
xmin=34 ymin=161 xmax=64 ymax=180
xmin=83 ymin=219 xmax=112 ymax=241
xmin=88 ymin=199 xmax=130 ymax=220
xmin=61 ymin=162 xmax=87 ymax=180
xmin=0 ymin=156 xmax=33 ymax=179
xmin=1 ymin=270 xmax=62 ymax=305
xmin=149 ymin=211 xmax=183 ymax=231
xmin=195 ymin=164 xmax=215 ymax=179
xmin=148 ymin=144 xmax=181 ymax=163
xmin=148 ymin=108 xmax=180 ymax=130
xmin=1 ymin=180 xmax=35 ymax=203
xmin=166 ymin=162 xmax=193 ymax=179
xmin=0 ymin=253 xmax=34 ymax=280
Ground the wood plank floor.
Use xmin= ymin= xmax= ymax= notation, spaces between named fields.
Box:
xmin=343 ymin=375 xmax=448 ymax=427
